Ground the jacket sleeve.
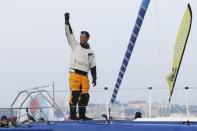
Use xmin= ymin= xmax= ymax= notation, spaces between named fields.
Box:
xmin=90 ymin=51 xmax=97 ymax=80
xmin=65 ymin=23 xmax=78 ymax=49
xmin=89 ymin=51 xmax=96 ymax=68
xmin=91 ymin=66 xmax=97 ymax=81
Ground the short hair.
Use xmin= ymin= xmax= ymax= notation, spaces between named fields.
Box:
xmin=81 ymin=31 xmax=90 ymax=38
xmin=134 ymin=112 xmax=142 ymax=119
xmin=1 ymin=116 xmax=8 ymax=121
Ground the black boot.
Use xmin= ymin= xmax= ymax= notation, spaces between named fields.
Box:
xmin=69 ymin=91 xmax=80 ymax=120
xmin=69 ymin=106 xmax=79 ymax=120
xmin=79 ymin=106 xmax=92 ymax=120
xmin=78 ymin=93 xmax=92 ymax=120
xmin=70 ymin=115 xmax=79 ymax=120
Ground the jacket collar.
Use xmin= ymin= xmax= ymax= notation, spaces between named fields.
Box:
xmin=80 ymin=43 xmax=90 ymax=49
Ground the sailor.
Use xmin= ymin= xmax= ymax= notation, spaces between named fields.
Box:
xmin=134 ymin=112 xmax=142 ymax=119
xmin=64 ymin=13 xmax=97 ymax=120
xmin=0 ymin=116 xmax=9 ymax=127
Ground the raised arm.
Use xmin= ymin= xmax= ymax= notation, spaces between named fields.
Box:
xmin=64 ymin=13 xmax=78 ymax=49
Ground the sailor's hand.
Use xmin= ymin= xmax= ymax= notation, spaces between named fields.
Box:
xmin=92 ymin=78 xmax=96 ymax=87
xmin=64 ymin=12 xmax=70 ymax=23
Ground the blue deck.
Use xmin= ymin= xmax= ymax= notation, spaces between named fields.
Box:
xmin=1 ymin=121 xmax=197 ymax=131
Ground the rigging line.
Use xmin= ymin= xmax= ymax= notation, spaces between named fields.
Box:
xmin=187 ymin=0 xmax=190 ymax=4
xmin=155 ymin=1 xmax=171 ymax=116
xmin=155 ymin=0 xmax=167 ymax=86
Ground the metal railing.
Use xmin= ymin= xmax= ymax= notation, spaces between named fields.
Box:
xmin=0 ymin=83 xmax=197 ymax=125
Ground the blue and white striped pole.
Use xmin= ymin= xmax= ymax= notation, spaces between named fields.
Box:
xmin=110 ymin=0 xmax=150 ymax=106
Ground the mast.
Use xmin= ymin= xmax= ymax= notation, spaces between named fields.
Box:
xmin=109 ymin=0 xmax=150 ymax=109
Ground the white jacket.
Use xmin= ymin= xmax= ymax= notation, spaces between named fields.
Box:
xmin=65 ymin=24 xmax=96 ymax=73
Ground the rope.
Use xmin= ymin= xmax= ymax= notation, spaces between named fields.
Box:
xmin=154 ymin=0 xmax=167 ymax=86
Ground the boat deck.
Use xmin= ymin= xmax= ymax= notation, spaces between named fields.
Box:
xmin=1 ymin=121 xmax=197 ymax=131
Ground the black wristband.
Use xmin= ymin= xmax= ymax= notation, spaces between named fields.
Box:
xmin=65 ymin=21 xmax=69 ymax=25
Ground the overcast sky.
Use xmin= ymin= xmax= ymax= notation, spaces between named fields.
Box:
xmin=0 ymin=0 xmax=197 ymax=107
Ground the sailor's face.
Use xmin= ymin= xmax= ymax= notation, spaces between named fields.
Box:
xmin=80 ymin=34 xmax=89 ymax=44
xmin=1 ymin=119 xmax=8 ymax=126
